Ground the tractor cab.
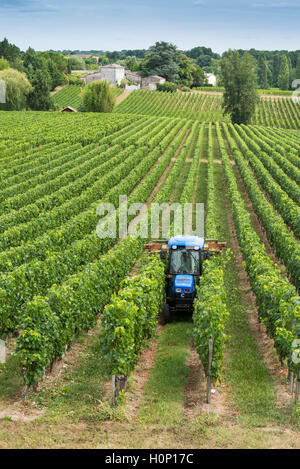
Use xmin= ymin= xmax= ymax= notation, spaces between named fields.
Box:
xmin=144 ymin=235 xmax=226 ymax=323
xmin=165 ymin=236 xmax=205 ymax=320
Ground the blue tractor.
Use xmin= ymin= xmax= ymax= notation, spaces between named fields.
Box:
xmin=144 ymin=235 xmax=226 ymax=323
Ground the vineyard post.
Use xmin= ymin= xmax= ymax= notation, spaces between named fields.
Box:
xmin=291 ymin=321 xmax=295 ymax=396
xmin=207 ymin=338 xmax=213 ymax=404
xmin=112 ymin=375 xmax=116 ymax=406
xmin=295 ymin=371 xmax=300 ymax=404
xmin=290 ymin=373 xmax=294 ymax=396
xmin=112 ymin=374 xmax=127 ymax=406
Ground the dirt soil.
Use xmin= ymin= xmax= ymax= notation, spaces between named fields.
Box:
xmin=50 ymin=85 xmax=66 ymax=96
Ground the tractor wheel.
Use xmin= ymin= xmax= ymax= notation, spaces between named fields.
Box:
xmin=163 ymin=304 xmax=171 ymax=324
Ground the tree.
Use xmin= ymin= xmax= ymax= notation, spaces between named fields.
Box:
xmin=0 ymin=68 xmax=32 ymax=110
xmin=0 ymin=57 xmax=9 ymax=70
xmin=0 ymin=38 xmax=20 ymax=66
xmin=67 ymin=56 xmax=86 ymax=73
xmin=140 ymin=42 xmax=181 ymax=82
xmin=277 ymin=55 xmax=290 ymax=90
xmin=106 ymin=51 xmax=120 ymax=62
xmin=38 ymin=51 xmax=68 ymax=74
xmin=98 ymin=55 xmax=109 ymax=66
xmin=23 ymin=47 xmax=54 ymax=110
xmin=178 ymin=54 xmax=194 ymax=87
xmin=191 ymin=64 xmax=208 ymax=87
xmin=272 ymin=53 xmax=281 ymax=87
xmin=258 ymin=53 xmax=268 ymax=89
xmin=81 ymin=80 xmax=115 ymax=113
xmin=124 ymin=56 xmax=139 ymax=71
xmin=26 ymin=68 xmax=54 ymax=111
xmin=186 ymin=46 xmax=220 ymax=71
xmin=296 ymin=54 xmax=300 ymax=80
xmin=47 ymin=59 xmax=64 ymax=90
xmin=23 ymin=47 xmax=44 ymax=71
xmin=221 ymin=50 xmax=259 ymax=124
xmin=157 ymin=81 xmax=178 ymax=92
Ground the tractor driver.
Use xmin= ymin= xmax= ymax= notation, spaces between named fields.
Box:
xmin=180 ymin=251 xmax=193 ymax=273
xmin=172 ymin=250 xmax=196 ymax=274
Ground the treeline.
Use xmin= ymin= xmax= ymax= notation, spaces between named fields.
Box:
xmin=0 ymin=38 xmax=89 ymax=111
xmin=57 ymin=45 xmax=300 ymax=90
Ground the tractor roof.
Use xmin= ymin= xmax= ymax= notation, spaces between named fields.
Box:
xmin=168 ymin=236 xmax=205 ymax=249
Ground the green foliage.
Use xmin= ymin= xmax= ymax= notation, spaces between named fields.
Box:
xmin=123 ymin=56 xmax=139 ymax=71
xmin=0 ymin=38 xmax=20 ymax=67
xmin=191 ymin=64 xmax=208 ymax=87
xmin=296 ymin=54 xmax=300 ymax=80
xmin=156 ymin=81 xmax=177 ymax=92
xmin=278 ymin=55 xmax=290 ymax=90
xmin=140 ymin=41 xmax=181 ymax=82
xmin=192 ymin=122 xmax=228 ymax=383
xmin=81 ymin=80 xmax=116 ymax=112
xmin=98 ymin=55 xmax=109 ymax=65
xmin=47 ymin=59 xmax=64 ymax=90
xmin=17 ymin=237 xmax=143 ymax=386
xmin=193 ymin=256 xmax=229 ymax=382
xmin=87 ymin=63 xmax=100 ymax=71
xmin=67 ymin=56 xmax=86 ymax=73
xmin=119 ymin=77 xmax=127 ymax=89
xmin=258 ymin=54 xmax=269 ymax=89
xmin=100 ymin=256 xmax=165 ymax=376
xmin=23 ymin=47 xmax=60 ymax=110
xmin=217 ymin=122 xmax=300 ymax=376
xmin=0 ymin=114 xmax=186 ymax=337
xmin=52 ymin=85 xmax=82 ymax=109
xmin=221 ymin=50 xmax=259 ymax=124
xmin=0 ymin=68 xmax=32 ymax=110
xmin=26 ymin=68 xmax=54 ymax=111
xmin=178 ymin=54 xmax=194 ymax=87
xmin=115 ymin=89 xmax=229 ymax=122
xmin=67 ymin=73 xmax=84 ymax=86
xmin=0 ymin=57 xmax=9 ymax=71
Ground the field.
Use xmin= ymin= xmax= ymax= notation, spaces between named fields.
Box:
xmin=52 ymin=85 xmax=124 ymax=110
xmin=0 ymin=90 xmax=300 ymax=449
xmin=115 ymin=90 xmax=300 ymax=130
xmin=52 ymin=85 xmax=83 ymax=109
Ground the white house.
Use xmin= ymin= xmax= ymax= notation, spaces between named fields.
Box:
xmin=100 ymin=64 xmax=125 ymax=86
xmin=205 ymin=73 xmax=217 ymax=87
xmin=80 ymin=64 xmax=125 ymax=86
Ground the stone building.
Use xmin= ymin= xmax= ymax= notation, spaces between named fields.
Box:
xmin=141 ymin=75 xmax=166 ymax=90
xmin=99 ymin=64 xmax=125 ymax=86
xmin=80 ymin=64 xmax=125 ymax=86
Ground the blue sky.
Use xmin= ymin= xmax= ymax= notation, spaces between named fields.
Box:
xmin=0 ymin=0 xmax=299 ymax=52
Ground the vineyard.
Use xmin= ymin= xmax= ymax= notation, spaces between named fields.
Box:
xmin=115 ymin=89 xmax=300 ymax=130
xmin=0 ymin=89 xmax=300 ymax=448
xmin=52 ymin=85 xmax=82 ymax=109
xmin=52 ymin=85 xmax=124 ymax=110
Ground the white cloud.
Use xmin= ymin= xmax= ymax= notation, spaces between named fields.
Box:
xmin=251 ymin=2 xmax=295 ymax=7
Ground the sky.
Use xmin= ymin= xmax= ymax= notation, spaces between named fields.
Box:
xmin=0 ymin=0 xmax=299 ymax=53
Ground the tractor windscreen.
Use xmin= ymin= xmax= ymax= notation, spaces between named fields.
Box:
xmin=170 ymin=249 xmax=200 ymax=275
